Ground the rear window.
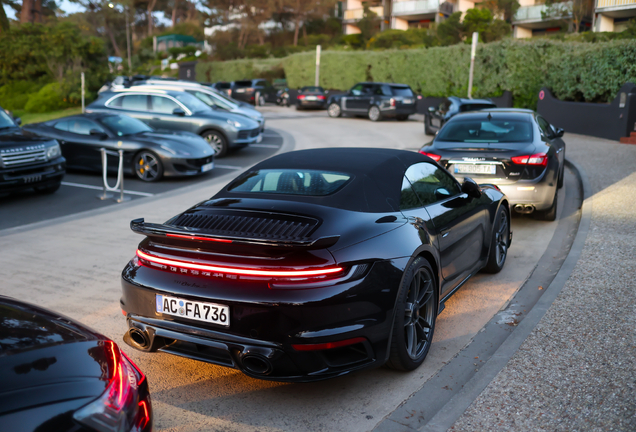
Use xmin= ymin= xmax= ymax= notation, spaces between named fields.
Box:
xmin=301 ymin=86 xmax=324 ymax=93
xmin=459 ymin=103 xmax=497 ymax=112
xmin=215 ymin=82 xmax=231 ymax=89
xmin=391 ymin=86 xmax=414 ymax=97
xmin=234 ymin=80 xmax=253 ymax=87
xmin=437 ymin=119 xmax=533 ymax=143
xmin=228 ymin=169 xmax=352 ymax=196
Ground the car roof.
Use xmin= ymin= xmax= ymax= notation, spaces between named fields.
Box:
xmin=220 ymin=148 xmax=439 ymax=213
xmin=110 ymin=87 xmax=179 ymax=96
xmin=449 ymin=110 xmax=535 ymax=122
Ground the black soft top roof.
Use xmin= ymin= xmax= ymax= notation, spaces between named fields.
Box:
xmin=218 ymin=148 xmax=434 ymax=213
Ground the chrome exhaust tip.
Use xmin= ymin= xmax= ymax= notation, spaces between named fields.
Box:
xmin=128 ymin=328 xmax=150 ymax=349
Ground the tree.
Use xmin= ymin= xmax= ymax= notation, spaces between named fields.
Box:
xmin=542 ymin=0 xmax=592 ymax=33
xmin=463 ymin=8 xmax=510 ymax=42
xmin=357 ymin=2 xmax=380 ymax=42
xmin=435 ymin=11 xmax=463 ymax=46
xmin=482 ymin=0 xmax=520 ymax=23
xmin=282 ymin=0 xmax=337 ymax=46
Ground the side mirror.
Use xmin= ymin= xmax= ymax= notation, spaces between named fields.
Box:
xmin=461 ymin=177 xmax=482 ymax=199
xmin=15 ymin=117 xmax=21 ymax=126
xmin=553 ymin=126 xmax=564 ymax=138
xmin=89 ymin=129 xmax=107 ymax=139
xmin=428 ymin=106 xmax=436 ymax=113
xmin=173 ymin=108 xmax=186 ymax=116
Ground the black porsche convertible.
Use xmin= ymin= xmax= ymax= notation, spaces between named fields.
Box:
xmin=24 ymin=113 xmax=215 ymax=182
xmin=119 ymin=148 xmax=511 ymax=382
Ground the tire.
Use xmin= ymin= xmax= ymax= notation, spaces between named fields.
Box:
xmin=34 ymin=182 xmax=61 ymax=194
xmin=557 ymin=163 xmax=564 ymax=189
xmin=201 ymin=130 xmax=228 ymax=158
xmin=327 ymin=102 xmax=341 ymax=118
xmin=258 ymin=94 xmax=266 ymax=106
xmin=368 ymin=105 xmax=382 ymax=122
xmin=424 ymin=114 xmax=435 ymax=135
xmin=397 ymin=115 xmax=409 ymax=121
xmin=535 ymin=188 xmax=558 ymax=221
xmin=134 ymin=150 xmax=163 ymax=182
xmin=386 ymin=257 xmax=437 ymax=371
xmin=483 ymin=206 xmax=510 ymax=273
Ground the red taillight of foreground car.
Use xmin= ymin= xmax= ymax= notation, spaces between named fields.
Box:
xmin=292 ymin=337 xmax=367 ymax=351
xmin=317 ymin=95 xmax=326 ymax=100
xmin=298 ymin=94 xmax=306 ymax=100
xmin=390 ymin=98 xmax=396 ymax=107
xmin=511 ymin=153 xmax=548 ymax=166
xmin=166 ymin=233 xmax=233 ymax=243
xmin=136 ymin=249 xmax=345 ymax=281
xmin=73 ymin=340 xmax=152 ymax=432
xmin=419 ymin=151 xmax=442 ymax=162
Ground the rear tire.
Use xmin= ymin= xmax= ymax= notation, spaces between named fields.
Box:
xmin=34 ymin=182 xmax=61 ymax=194
xmin=386 ymin=257 xmax=437 ymax=371
xmin=368 ymin=105 xmax=382 ymax=122
xmin=328 ymin=103 xmax=341 ymax=118
xmin=483 ymin=207 xmax=510 ymax=273
xmin=557 ymin=164 xmax=564 ymax=189
xmin=258 ymin=94 xmax=266 ymax=106
xmin=201 ymin=130 xmax=228 ymax=158
xmin=535 ymin=188 xmax=558 ymax=221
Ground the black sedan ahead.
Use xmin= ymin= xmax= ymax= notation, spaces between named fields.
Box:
xmin=296 ymin=86 xmax=327 ymax=110
xmin=24 ymin=113 xmax=214 ymax=182
xmin=0 ymin=296 xmax=152 ymax=432
xmin=419 ymin=109 xmax=565 ymax=221
xmin=119 ymin=148 xmax=511 ymax=382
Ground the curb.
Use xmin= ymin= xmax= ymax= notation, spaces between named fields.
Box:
xmin=0 ymin=127 xmax=296 ymax=237
xmin=419 ymin=158 xmax=592 ymax=431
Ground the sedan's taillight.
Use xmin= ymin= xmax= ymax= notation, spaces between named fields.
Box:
xmin=419 ymin=151 xmax=442 ymax=162
xmin=511 ymin=153 xmax=548 ymax=166
xmin=317 ymin=95 xmax=326 ymax=100
xmin=73 ymin=341 xmax=151 ymax=432
xmin=298 ymin=95 xmax=306 ymax=100
xmin=390 ymin=98 xmax=396 ymax=107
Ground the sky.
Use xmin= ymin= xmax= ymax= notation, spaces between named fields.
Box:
xmin=4 ymin=0 xmax=84 ymax=19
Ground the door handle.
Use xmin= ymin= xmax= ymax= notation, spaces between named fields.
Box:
xmin=440 ymin=228 xmax=451 ymax=238
xmin=152 ymin=117 xmax=160 ymax=121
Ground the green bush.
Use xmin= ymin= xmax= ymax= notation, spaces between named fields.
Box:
xmin=0 ymin=80 xmax=45 ymax=110
xmin=24 ymin=82 xmax=72 ymax=113
xmin=197 ymin=58 xmax=285 ymax=83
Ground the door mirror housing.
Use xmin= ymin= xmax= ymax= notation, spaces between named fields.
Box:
xmin=461 ymin=178 xmax=482 ymax=199
xmin=89 ymin=129 xmax=107 ymax=139
xmin=551 ymin=125 xmax=565 ymax=137
xmin=173 ymin=108 xmax=186 ymax=116
xmin=428 ymin=106 xmax=436 ymax=113
xmin=15 ymin=117 xmax=21 ymax=126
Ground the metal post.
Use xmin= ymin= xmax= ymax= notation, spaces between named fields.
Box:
xmin=81 ymin=72 xmax=85 ymax=113
xmin=97 ymin=148 xmax=130 ymax=202
xmin=116 ymin=149 xmax=130 ymax=203
xmin=467 ymin=32 xmax=478 ymax=99
xmin=315 ymin=45 xmax=321 ymax=87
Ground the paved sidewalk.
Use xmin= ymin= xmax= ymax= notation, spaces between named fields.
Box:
xmin=450 ymin=134 xmax=636 ymax=431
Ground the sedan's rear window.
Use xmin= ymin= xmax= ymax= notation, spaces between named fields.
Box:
xmin=459 ymin=103 xmax=497 ymax=112
xmin=391 ymin=86 xmax=414 ymax=97
xmin=234 ymin=80 xmax=253 ymax=87
xmin=437 ymin=119 xmax=533 ymax=143
xmin=228 ymin=169 xmax=351 ymax=196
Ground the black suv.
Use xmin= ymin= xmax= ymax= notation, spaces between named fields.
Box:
xmin=230 ymin=79 xmax=278 ymax=105
xmin=425 ymin=96 xmax=497 ymax=135
xmin=326 ymin=82 xmax=417 ymax=122
xmin=0 ymin=108 xmax=65 ymax=195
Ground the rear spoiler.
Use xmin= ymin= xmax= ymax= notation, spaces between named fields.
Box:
xmin=130 ymin=218 xmax=339 ymax=249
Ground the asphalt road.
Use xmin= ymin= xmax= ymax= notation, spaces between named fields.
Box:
xmin=0 ymin=130 xmax=283 ymax=230
xmin=0 ymin=106 xmax=581 ymax=432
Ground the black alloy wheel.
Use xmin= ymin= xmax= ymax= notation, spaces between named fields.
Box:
xmin=327 ymin=103 xmax=341 ymax=118
xmin=535 ymin=188 xmax=558 ymax=221
xmin=202 ymin=130 xmax=228 ymax=158
xmin=483 ymin=206 xmax=510 ymax=273
xmin=386 ymin=257 xmax=437 ymax=371
xmin=558 ymin=163 xmax=565 ymax=189
xmin=134 ymin=150 xmax=163 ymax=182
xmin=368 ymin=105 xmax=382 ymax=122
xmin=34 ymin=181 xmax=62 ymax=194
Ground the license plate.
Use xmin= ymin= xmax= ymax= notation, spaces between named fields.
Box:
xmin=305 ymin=96 xmax=317 ymax=101
xmin=403 ymin=98 xmax=413 ymax=104
xmin=156 ymin=294 xmax=230 ymax=326
xmin=235 ymin=88 xmax=245 ymax=93
xmin=201 ymin=162 xmax=214 ymax=172
xmin=454 ymin=164 xmax=497 ymax=175
xmin=431 ymin=118 xmax=441 ymax=127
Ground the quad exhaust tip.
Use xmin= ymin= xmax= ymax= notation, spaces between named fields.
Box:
xmin=241 ymin=354 xmax=273 ymax=375
xmin=514 ymin=204 xmax=535 ymax=214
xmin=128 ymin=328 xmax=150 ymax=349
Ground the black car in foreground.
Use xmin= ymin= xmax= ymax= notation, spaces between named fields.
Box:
xmin=24 ymin=113 xmax=214 ymax=182
xmin=419 ymin=109 xmax=565 ymax=220
xmin=327 ymin=82 xmax=417 ymax=121
xmin=0 ymin=296 xmax=152 ymax=432
xmin=0 ymin=107 xmax=65 ymax=195
xmin=296 ymin=86 xmax=327 ymax=110
xmin=119 ymin=148 xmax=511 ymax=382
xmin=425 ymin=96 xmax=497 ymax=135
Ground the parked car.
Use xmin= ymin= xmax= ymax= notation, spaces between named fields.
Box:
xmin=0 ymin=106 xmax=65 ymax=195
xmin=210 ymin=81 xmax=231 ymax=96
xmin=98 ymin=75 xmax=150 ymax=94
xmin=230 ymin=79 xmax=278 ymax=106
xmin=419 ymin=109 xmax=565 ymax=220
xmin=133 ymin=82 xmax=265 ymax=132
xmin=327 ymin=82 xmax=417 ymax=121
xmin=425 ymin=96 xmax=497 ymax=135
xmin=119 ymin=148 xmax=511 ymax=382
xmin=86 ymin=88 xmax=261 ymax=158
xmin=296 ymin=86 xmax=328 ymax=110
xmin=24 ymin=113 xmax=215 ymax=182
xmin=0 ymin=296 xmax=152 ymax=432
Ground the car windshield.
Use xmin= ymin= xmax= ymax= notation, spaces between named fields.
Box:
xmin=436 ymin=119 xmax=533 ymax=143
xmin=228 ymin=169 xmax=352 ymax=196
xmin=391 ymin=87 xmax=413 ymax=97
xmin=194 ymin=90 xmax=237 ymax=110
xmin=100 ymin=115 xmax=152 ymax=136
xmin=459 ymin=103 xmax=497 ymax=112
xmin=0 ymin=109 xmax=16 ymax=129
xmin=173 ymin=92 xmax=212 ymax=113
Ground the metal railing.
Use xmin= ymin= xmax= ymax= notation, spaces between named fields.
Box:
xmin=597 ymin=0 xmax=636 ymax=8
xmin=514 ymin=1 xmax=572 ymax=21
xmin=392 ymin=0 xmax=441 ymax=15
xmin=344 ymin=6 xmax=384 ymax=20
xmin=97 ymin=148 xmax=130 ymax=203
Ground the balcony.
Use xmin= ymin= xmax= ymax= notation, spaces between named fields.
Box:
xmin=344 ymin=6 xmax=384 ymax=20
xmin=514 ymin=1 xmax=572 ymax=22
xmin=392 ymin=0 xmax=441 ymax=15
xmin=597 ymin=0 xmax=636 ymax=8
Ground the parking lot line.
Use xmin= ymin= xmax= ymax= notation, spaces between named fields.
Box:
xmin=250 ymin=144 xmax=280 ymax=149
xmin=61 ymin=181 xmax=155 ymax=197
xmin=213 ymin=164 xmax=243 ymax=170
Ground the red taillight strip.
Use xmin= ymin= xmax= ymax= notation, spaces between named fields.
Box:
xmin=166 ymin=233 xmax=233 ymax=243
xmin=121 ymin=350 xmax=146 ymax=386
xmin=292 ymin=336 xmax=367 ymax=351
xmin=419 ymin=151 xmax=442 ymax=162
xmin=138 ymin=400 xmax=150 ymax=429
xmin=137 ymin=249 xmax=343 ymax=277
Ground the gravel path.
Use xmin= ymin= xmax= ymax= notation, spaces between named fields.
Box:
xmin=450 ymin=134 xmax=636 ymax=431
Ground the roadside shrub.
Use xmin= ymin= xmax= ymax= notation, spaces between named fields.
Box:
xmin=0 ymin=80 xmax=45 ymax=110
xmin=24 ymin=82 xmax=72 ymax=113
xmin=197 ymin=58 xmax=284 ymax=83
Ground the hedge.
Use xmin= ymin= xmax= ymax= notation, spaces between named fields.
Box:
xmin=197 ymin=39 xmax=636 ymax=108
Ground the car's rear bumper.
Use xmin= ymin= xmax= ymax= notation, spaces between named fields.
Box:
xmin=298 ymin=100 xmax=327 ymax=108
xmin=0 ymin=157 xmax=65 ymax=194
xmin=381 ymin=106 xmax=417 ymax=117
xmin=119 ymin=260 xmax=402 ymax=382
